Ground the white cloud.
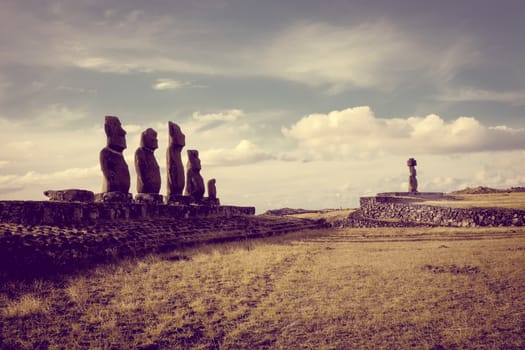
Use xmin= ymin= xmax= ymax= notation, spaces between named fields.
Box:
xmin=2 ymin=4 xmax=476 ymax=94
xmin=18 ymin=166 xmax=100 ymax=183
xmin=56 ymin=85 xmax=97 ymax=94
xmin=0 ymin=115 xmax=104 ymax=173
xmin=152 ymin=78 xmax=188 ymax=91
xmin=0 ymin=165 xmax=101 ymax=197
xmin=122 ymin=124 xmax=144 ymax=134
xmin=257 ymin=21 xmax=415 ymax=89
xmin=283 ymin=106 xmax=525 ymax=160
xmin=201 ymin=139 xmax=274 ymax=166
xmin=192 ymin=109 xmax=244 ymax=123
xmin=244 ymin=21 xmax=477 ymax=93
xmin=438 ymin=87 xmax=525 ymax=105
xmin=73 ymin=56 xmax=216 ymax=75
xmin=67 ymin=20 xmax=432 ymax=92
xmin=425 ymin=176 xmax=467 ymax=192
xmin=35 ymin=104 xmax=87 ymax=127
xmin=6 ymin=141 xmax=35 ymax=152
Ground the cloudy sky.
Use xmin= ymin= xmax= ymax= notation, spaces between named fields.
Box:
xmin=1 ymin=0 xmax=525 ymax=212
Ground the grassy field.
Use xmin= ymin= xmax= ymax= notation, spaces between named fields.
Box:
xmin=1 ymin=226 xmax=524 ymax=349
xmin=425 ymin=192 xmax=525 ymax=210
xmin=286 ymin=209 xmax=355 ymax=223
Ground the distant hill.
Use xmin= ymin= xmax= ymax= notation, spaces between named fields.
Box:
xmin=264 ymin=208 xmax=318 ymax=216
xmin=450 ymin=186 xmax=525 ymax=195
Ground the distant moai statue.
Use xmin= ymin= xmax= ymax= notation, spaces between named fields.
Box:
xmin=407 ymin=158 xmax=418 ymax=193
xmin=134 ymin=128 xmax=162 ymax=203
xmin=98 ymin=116 xmax=131 ymax=201
xmin=166 ymin=121 xmax=186 ymax=201
xmin=205 ymin=178 xmax=220 ymax=206
xmin=184 ymin=149 xmax=205 ymax=201
xmin=207 ymin=178 xmax=217 ymax=200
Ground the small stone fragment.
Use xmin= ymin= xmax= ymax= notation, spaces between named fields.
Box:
xmin=44 ymin=189 xmax=95 ymax=202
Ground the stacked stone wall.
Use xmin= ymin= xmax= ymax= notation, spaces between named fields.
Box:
xmin=357 ymin=196 xmax=525 ymax=227
xmin=0 ymin=201 xmax=255 ymax=226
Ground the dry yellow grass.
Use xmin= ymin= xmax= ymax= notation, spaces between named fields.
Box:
xmin=1 ymin=227 xmax=524 ymax=349
xmin=288 ymin=209 xmax=355 ymax=223
xmin=426 ymin=192 xmax=525 ymax=210
xmin=1 ymin=293 xmax=50 ymax=318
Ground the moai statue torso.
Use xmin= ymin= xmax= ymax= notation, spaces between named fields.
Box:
xmin=407 ymin=158 xmax=418 ymax=193
xmin=207 ymin=178 xmax=217 ymax=199
xmin=184 ymin=149 xmax=205 ymax=201
xmin=166 ymin=122 xmax=186 ymax=197
xmin=100 ymin=116 xmax=131 ymax=193
xmin=135 ymin=128 xmax=161 ymax=194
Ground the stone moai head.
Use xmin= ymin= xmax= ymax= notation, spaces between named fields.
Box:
xmin=169 ymin=121 xmax=185 ymax=147
xmin=141 ymin=128 xmax=158 ymax=150
xmin=407 ymin=158 xmax=417 ymax=167
xmin=105 ymin=116 xmax=127 ymax=152
xmin=187 ymin=149 xmax=201 ymax=171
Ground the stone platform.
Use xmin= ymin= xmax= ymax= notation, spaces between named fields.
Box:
xmin=0 ymin=201 xmax=255 ymax=226
xmin=342 ymin=192 xmax=525 ymax=228
xmin=376 ymin=192 xmax=446 ymax=200
xmin=0 ymin=213 xmax=326 ymax=278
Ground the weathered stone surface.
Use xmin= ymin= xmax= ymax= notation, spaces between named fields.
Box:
xmin=207 ymin=178 xmax=217 ymax=199
xmin=407 ymin=158 xmax=418 ymax=193
xmin=165 ymin=195 xmax=192 ymax=205
xmin=94 ymin=192 xmax=133 ymax=203
xmin=377 ymin=192 xmax=445 ymax=199
xmin=100 ymin=116 xmax=131 ymax=194
xmin=44 ymin=189 xmax=94 ymax=202
xmin=340 ymin=195 xmax=525 ymax=228
xmin=0 ymin=200 xmax=256 ymax=225
xmin=134 ymin=193 xmax=163 ymax=204
xmin=203 ymin=197 xmax=221 ymax=206
xmin=185 ymin=149 xmax=205 ymax=201
xmin=166 ymin=121 xmax=186 ymax=197
xmin=135 ymin=128 xmax=161 ymax=194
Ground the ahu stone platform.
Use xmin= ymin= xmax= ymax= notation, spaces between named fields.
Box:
xmin=0 ymin=207 xmax=326 ymax=278
xmin=0 ymin=201 xmax=255 ymax=226
xmin=343 ymin=192 xmax=525 ymax=228
xmin=376 ymin=192 xmax=446 ymax=199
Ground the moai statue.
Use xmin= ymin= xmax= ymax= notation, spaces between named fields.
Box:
xmin=207 ymin=178 xmax=217 ymax=199
xmin=407 ymin=158 xmax=418 ymax=193
xmin=134 ymin=128 xmax=162 ymax=203
xmin=205 ymin=178 xmax=220 ymax=206
xmin=98 ymin=116 xmax=131 ymax=202
xmin=184 ymin=149 xmax=205 ymax=201
xmin=166 ymin=121 xmax=186 ymax=203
